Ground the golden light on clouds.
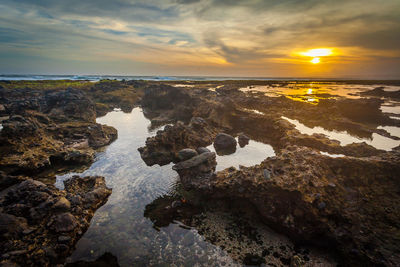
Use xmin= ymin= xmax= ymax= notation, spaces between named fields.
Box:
xmin=297 ymin=48 xmax=334 ymax=64
xmin=300 ymin=48 xmax=333 ymax=57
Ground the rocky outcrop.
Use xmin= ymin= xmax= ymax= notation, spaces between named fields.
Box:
xmin=138 ymin=117 xmax=216 ymax=166
xmin=360 ymin=87 xmax=400 ymax=100
xmin=0 ymin=175 xmax=111 ymax=266
xmin=0 ymin=88 xmax=117 ymax=176
xmin=173 ymin=146 xmax=400 ymax=266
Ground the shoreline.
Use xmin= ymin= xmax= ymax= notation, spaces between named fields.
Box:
xmin=1 ymin=79 xmax=399 ymax=266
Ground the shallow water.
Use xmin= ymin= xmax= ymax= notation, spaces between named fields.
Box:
xmin=207 ymin=138 xmax=275 ymax=171
xmin=240 ymin=83 xmax=400 ymax=105
xmin=56 ymin=108 xmax=238 ymax=266
xmin=282 ymin=116 xmax=400 ymax=151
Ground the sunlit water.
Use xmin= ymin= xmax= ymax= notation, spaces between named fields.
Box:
xmin=282 ymin=116 xmax=400 ymax=151
xmin=207 ymin=138 xmax=275 ymax=171
xmin=56 ymin=108 xmax=238 ymax=266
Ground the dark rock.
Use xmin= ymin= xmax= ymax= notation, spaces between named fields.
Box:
xmin=0 ymin=213 xmax=28 ymax=238
xmin=317 ymin=202 xmax=326 ymax=210
xmin=172 ymin=152 xmax=216 ymax=189
xmin=53 ymin=197 xmax=71 ymax=211
xmin=238 ymin=134 xmax=250 ymax=147
xmin=51 ymin=213 xmax=78 ymax=233
xmin=196 ymin=147 xmax=211 ymax=154
xmin=263 ymin=169 xmax=271 ymax=180
xmin=177 ymin=148 xmax=198 ymax=161
xmin=243 ymin=254 xmax=266 ymax=265
xmin=213 ymin=133 xmax=237 ymax=155
xmin=65 ymin=252 xmax=120 ymax=267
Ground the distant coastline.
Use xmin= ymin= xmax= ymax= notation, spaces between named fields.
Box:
xmin=1 ymin=74 xmax=399 ymax=82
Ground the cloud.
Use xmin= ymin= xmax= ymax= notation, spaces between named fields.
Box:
xmin=0 ymin=0 xmax=399 ymax=77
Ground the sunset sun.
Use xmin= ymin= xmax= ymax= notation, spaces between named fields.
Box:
xmin=311 ymin=57 xmax=320 ymax=64
xmin=298 ymin=48 xmax=333 ymax=64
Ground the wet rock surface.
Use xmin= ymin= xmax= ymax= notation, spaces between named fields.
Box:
xmin=138 ymin=81 xmax=400 ymax=266
xmin=0 ymin=85 xmax=119 ymax=177
xmin=0 ymin=175 xmax=111 ymax=266
xmin=213 ymin=133 xmax=237 ymax=155
xmin=1 ymin=79 xmax=400 ymax=266
xmin=138 ymin=118 xmax=216 ymax=166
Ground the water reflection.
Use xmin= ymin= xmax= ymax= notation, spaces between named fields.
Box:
xmin=240 ymin=83 xmax=400 ymax=104
xmin=56 ymin=108 xmax=237 ymax=266
xmin=207 ymin=138 xmax=275 ymax=171
xmin=282 ymin=116 xmax=400 ymax=151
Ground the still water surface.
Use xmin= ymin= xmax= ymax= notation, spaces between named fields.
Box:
xmin=57 ymin=108 xmax=238 ymax=266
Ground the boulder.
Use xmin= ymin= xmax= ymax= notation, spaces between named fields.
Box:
xmin=213 ymin=133 xmax=237 ymax=155
xmin=238 ymin=134 xmax=250 ymax=147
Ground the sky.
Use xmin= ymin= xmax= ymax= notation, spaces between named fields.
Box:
xmin=0 ymin=0 xmax=400 ymax=78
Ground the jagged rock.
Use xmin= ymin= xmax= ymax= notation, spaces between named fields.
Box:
xmin=213 ymin=133 xmax=237 ymax=155
xmin=177 ymin=148 xmax=198 ymax=161
xmin=177 ymin=146 xmax=400 ymax=266
xmin=0 ymin=175 xmax=111 ymax=266
xmin=138 ymin=120 xmax=216 ymax=166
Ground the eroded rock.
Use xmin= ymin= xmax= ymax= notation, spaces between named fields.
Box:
xmin=0 ymin=175 xmax=112 ymax=266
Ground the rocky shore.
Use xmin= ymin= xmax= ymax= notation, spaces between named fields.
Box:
xmin=1 ymin=79 xmax=400 ymax=266
xmin=138 ymin=82 xmax=400 ymax=266
xmin=0 ymin=80 xmax=143 ymax=266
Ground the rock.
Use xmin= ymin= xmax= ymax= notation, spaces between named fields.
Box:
xmin=290 ymin=255 xmax=304 ymax=267
xmin=213 ymin=133 xmax=237 ymax=155
xmin=177 ymin=148 xmax=198 ymax=161
xmin=196 ymin=147 xmax=211 ymax=154
xmin=53 ymin=197 xmax=71 ymax=211
xmin=58 ymin=235 xmax=72 ymax=243
xmin=171 ymin=200 xmax=182 ymax=208
xmin=189 ymin=117 xmax=207 ymax=129
xmin=243 ymin=254 xmax=266 ymax=265
xmin=238 ymin=134 xmax=250 ymax=147
xmin=317 ymin=202 xmax=326 ymax=210
xmin=172 ymin=152 xmax=217 ymax=189
xmin=0 ymin=213 xmax=28 ymax=238
xmin=51 ymin=213 xmax=78 ymax=233
xmin=1 ymin=115 xmax=38 ymax=137
xmin=263 ymin=169 xmax=271 ymax=180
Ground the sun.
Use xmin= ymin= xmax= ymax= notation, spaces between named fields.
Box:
xmin=311 ymin=57 xmax=320 ymax=64
xmin=296 ymin=48 xmax=334 ymax=64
